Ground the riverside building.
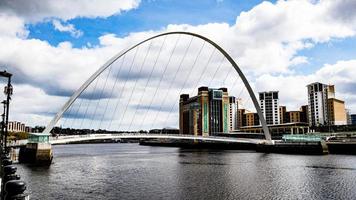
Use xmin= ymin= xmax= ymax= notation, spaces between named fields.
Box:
xmin=307 ymin=82 xmax=329 ymax=126
xmin=8 ymin=121 xmax=31 ymax=133
xmin=179 ymin=87 xmax=234 ymax=136
xmin=279 ymin=105 xmax=308 ymax=124
xmin=327 ymin=98 xmax=347 ymax=125
xmin=229 ymin=96 xmax=238 ymax=131
xmin=307 ymin=82 xmax=347 ymax=126
xmin=259 ymin=91 xmax=280 ymax=125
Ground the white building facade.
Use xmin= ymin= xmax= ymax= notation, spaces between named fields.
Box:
xmin=307 ymin=82 xmax=329 ymax=127
xmin=228 ymin=96 xmax=238 ymax=131
xmin=259 ymin=91 xmax=280 ymax=125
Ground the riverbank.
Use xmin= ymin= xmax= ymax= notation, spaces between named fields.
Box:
xmin=139 ymin=139 xmax=356 ymax=155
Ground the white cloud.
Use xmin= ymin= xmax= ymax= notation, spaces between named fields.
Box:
xmin=0 ymin=13 xmax=28 ymax=38
xmin=52 ymin=20 xmax=83 ymax=38
xmin=1 ymin=0 xmax=356 ymax=130
xmin=9 ymin=84 xmax=68 ymax=127
xmin=0 ymin=0 xmax=141 ymax=22
xmin=255 ymin=59 xmax=356 ymax=113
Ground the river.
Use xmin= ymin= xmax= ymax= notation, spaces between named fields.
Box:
xmin=16 ymin=143 xmax=356 ymax=200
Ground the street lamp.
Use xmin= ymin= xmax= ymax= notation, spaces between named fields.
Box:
xmin=0 ymin=70 xmax=13 ymax=151
xmin=1 ymin=100 xmax=6 ymax=146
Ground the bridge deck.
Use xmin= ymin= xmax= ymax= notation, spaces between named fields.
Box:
xmin=8 ymin=134 xmax=266 ymax=147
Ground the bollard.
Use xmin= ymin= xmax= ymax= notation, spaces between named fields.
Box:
xmin=4 ymin=174 xmax=20 ymax=183
xmin=4 ymin=180 xmax=29 ymax=200
xmin=2 ymin=165 xmax=19 ymax=198
xmin=1 ymin=154 xmax=10 ymax=160
xmin=2 ymin=159 xmax=12 ymax=166
xmin=3 ymin=165 xmax=17 ymax=175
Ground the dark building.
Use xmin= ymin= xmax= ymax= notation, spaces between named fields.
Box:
xmin=300 ymin=105 xmax=308 ymax=123
xmin=279 ymin=106 xmax=287 ymax=124
xmin=351 ymin=114 xmax=356 ymax=125
xmin=237 ymin=108 xmax=245 ymax=128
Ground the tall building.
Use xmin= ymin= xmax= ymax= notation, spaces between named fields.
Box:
xmin=259 ymin=91 xmax=280 ymax=125
xmin=307 ymin=82 xmax=329 ymax=126
xmin=179 ymin=87 xmax=231 ymax=136
xmin=229 ymin=96 xmax=238 ymax=131
xmin=327 ymin=98 xmax=347 ymax=125
xmin=307 ymin=82 xmax=347 ymax=126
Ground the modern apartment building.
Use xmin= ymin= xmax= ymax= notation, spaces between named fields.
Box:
xmin=279 ymin=105 xmax=308 ymax=124
xmin=245 ymin=112 xmax=260 ymax=126
xmin=307 ymin=82 xmax=329 ymax=126
xmin=259 ymin=91 xmax=280 ymax=125
xmin=307 ymin=82 xmax=347 ymax=126
xmin=236 ymin=109 xmax=260 ymax=127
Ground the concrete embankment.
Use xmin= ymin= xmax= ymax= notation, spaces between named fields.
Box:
xmin=139 ymin=139 xmax=257 ymax=150
xmin=327 ymin=142 xmax=356 ymax=154
xmin=140 ymin=139 xmax=331 ymax=155
xmin=256 ymin=141 xmax=329 ymax=155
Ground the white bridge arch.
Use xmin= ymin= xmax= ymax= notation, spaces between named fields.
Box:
xmin=42 ymin=31 xmax=272 ymax=142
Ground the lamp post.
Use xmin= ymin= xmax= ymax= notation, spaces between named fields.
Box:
xmin=0 ymin=71 xmax=13 ymax=151
xmin=1 ymin=100 xmax=6 ymax=147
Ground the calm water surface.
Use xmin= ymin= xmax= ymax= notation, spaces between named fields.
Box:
xmin=16 ymin=143 xmax=356 ymax=200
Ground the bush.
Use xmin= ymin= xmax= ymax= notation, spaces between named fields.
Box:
xmin=8 ymin=131 xmax=29 ymax=140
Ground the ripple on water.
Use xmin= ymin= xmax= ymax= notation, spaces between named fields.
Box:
xmin=15 ymin=143 xmax=356 ymax=200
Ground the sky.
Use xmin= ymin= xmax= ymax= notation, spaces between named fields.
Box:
xmin=0 ymin=0 xmax=356 ymax=130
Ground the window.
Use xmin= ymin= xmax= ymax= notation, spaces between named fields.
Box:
xmin=259 ymin=93 xmax=264 ymax=100
xmin=273 ymin=92 xmax=278 ymax=99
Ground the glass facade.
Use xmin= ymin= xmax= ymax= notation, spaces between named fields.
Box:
xmin=28 ymin=133 xmax=50 ymax=143
xmin=180 ymin=87 xmax=230 ymax=136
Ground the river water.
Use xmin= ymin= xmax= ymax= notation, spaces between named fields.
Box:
xmin=16 ymin=143 xmax=356 ymax=200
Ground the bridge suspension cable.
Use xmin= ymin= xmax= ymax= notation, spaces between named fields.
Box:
xmin=117 ymin=40 xmax=154 ymax=131
xmin=98 ymin=54 xmax=126 ymax=130
xmin=129 ymin=35 xmax=181 ymax=131
xmin=43 ymin=31 xmax=271 ymax=142
xmin=139 ymin=36 xmax=194 ymax=131
xmin=150 ymin=38 xmax=205 ymax=130
xmin=163 ymin=53 xmax=226 ymax=128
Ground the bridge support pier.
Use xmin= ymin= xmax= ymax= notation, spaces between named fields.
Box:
xmin=18 ymin=133 xmax=53 ymax=165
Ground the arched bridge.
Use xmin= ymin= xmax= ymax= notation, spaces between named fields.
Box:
xmin=42 ymin=31 xmax=272 ymax=144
